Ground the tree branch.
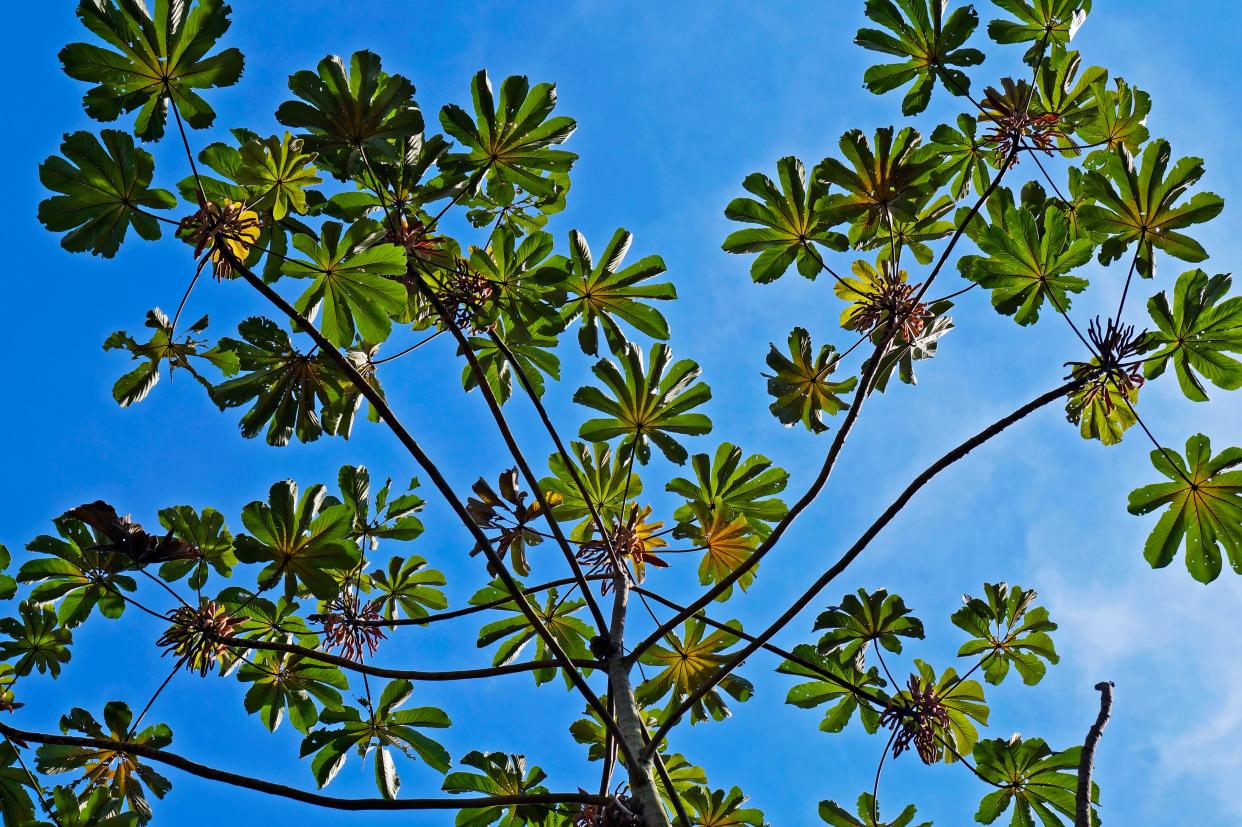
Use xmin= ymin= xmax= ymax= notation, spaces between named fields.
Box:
xmin=645 ymin=380 xmax=1080 ymax=755
xmin=1076 ymin=681 xmax=1114 ymax=827
xmin=0 ymin=721 xmax=605 ymax=812
xmin=231 ymin=262 xmax=638 ymax=770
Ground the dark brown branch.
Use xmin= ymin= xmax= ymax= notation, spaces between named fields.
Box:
xmin=646 ymin=380 xmax=1080 ymax=755
xmin=214 ymin=634 xmax=599 ymax=681
xmin=1076 ymin=681 xmax=1114 ymax=827
xmin=231 ymin=262 xmax=638 ymax=770
xmin=0 ymin=721 xmax=605 ymax=812
xmin=411 ymin=270 xmax=611 ymax=634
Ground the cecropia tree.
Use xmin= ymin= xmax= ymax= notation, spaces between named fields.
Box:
xmin=3 ymin=0 xmax=1237 ymax=825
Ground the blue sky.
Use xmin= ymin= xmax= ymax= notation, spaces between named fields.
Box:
xmin=5 ymin=1 xmax=1242 ymax=824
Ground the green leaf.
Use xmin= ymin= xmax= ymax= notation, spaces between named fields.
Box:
xmin=951 ymin=582 xmax=1059 ymax=686
xmin=819 ymin=792 xmax=930 ymax=827
xmin=236 ymin=132 xmax=323 ymax=220
xmin=210 ymin=316 xmax=347 ymax=446
xmin=683 ymin=786 xmax=766 ymax=827
xmin=440 ymin=70 xmax=578 ymax=199
xmin=817 ymin=127 xmax=947 ymax=244
xmin=33 ymin=785 xmax=140 ymax=827
xmin=60 ymin=0 xmax=244 ymax=141
xmin=891 ymin=660 xmax=989 ymax=763
xmin=973 ymin=737 xmax=1095 ymax=827
xmin=1078 ymin=141 xmax=1224 ymax=277
xmin=777 ymin=643 xmax=886 ymax=735
xmin=38 ymin=130 xmax=176 ymax=258
xmin=1142 ymin=269 xmax=1242 ymax=401
xmin=557 ymin=228 xmax=676 ymax=356
xmin=931 ymin=114 xmax=992 ymax=200
xmin=959 ymin=189 xmax=1091 ymax=325
xmin=722 ymin=155 xmax=847 ymax=283
xmin=1127 ymin=433 xmax=1242 ymax=583
xmin=855 ymin=0 xmax=984 ymax=115
xmin=666 ymin=443 xmax=789 ymax=538
xmin=370 ymin=556 xmax=446 ymax=621
xmin=441 ymin=751 xmax=553 ymax=827
xmin=36 ymin=702 xmax=172 ymax=824
xmin=156 ymin=505 xmax=236 ymax=590
xmin=300 ymin=679 xmax=451 ymax=793
xmin=0 ymin=602 xmax=70 ymax=679
xmin=103 ymin=308 xmax=236 ymax=407
xmin=574 ymin=341 xmax=712 ymax=465
xmin=1064 ymin=361 xmax=1139 ymax=446
xmin=540 ymin=442 xmax=643 ymax=542
xmin=284 ymin=220 xmax=408 ymax=347
xmin=814 ymin=588 xmax=924 ymax=670
xmin=474 ymin=584 xmax=594 ymax=688
xmin=234 ymin=479 xmax=359 ymax=600
xmin=0 ymin=741 xmax=36 ymax=826
xmin=1077 ymin=76 xmax=1150 ymax=155
xmin=276 ymin=50 xmax=423 ymax=179
xmin=18 ymin=516 xmax=137 ymax=628
xmin=988 ymin=0 xmax=1091 ymax=65
xmin=238 ymin=652 xmax=347 ymax=734
xmin=679 ymin=503 xmax=759 ymax=599
xmin=636 ymin=617 xmax=753 ymax=725
xmin=764 ymin=327 xmax=858 ymax=434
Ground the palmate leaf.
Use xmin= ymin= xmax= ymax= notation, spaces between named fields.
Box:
xmin=764 ymin=327 xmax=858 ymax=434
xmin=683 ymin=786 xmax=766 ymax=827
xmin=1064 ymin=364 xmax=1138 ymax=446
xmin=1077 ymin=76 xmax=1150 ymax=155
xmin=236 ymin=132 xmax=323 ymax=220
xmin=276 ymin=50 xmax=423 ymax=179
xmin=1127 ymin=433 xmax=1242 ymax=583
xmin=973 ymin=737 xmax=1096 ymax=827
xmin=930 ymin=114 xmax=992 ymax=200
xmin=103 ymin=308 xmax=238 ymax=406
xmin=574 ymin=342 xmax=712 ymax=465
xmin=473 ymin=582 xmax=594 ymax=687
xmin=466 ymin=470 xmax=559 ymax=578
xmin=370 ymin=556 xmax=446 ymax=621
xmin=440 ymin=70 xmax=578 ymax=199
xmin=777 ymin=643 xmax=886 ymax=735
xmin=892 ymin=660 xmax=989 ymax=763
xmin=151 ymin=505 xmax=235 ymax=591
xmin=211 ymin=316 xmax=347 ymax=446
xmin=328 ymin=132 xmax=454 ymax=222
xmin=18 ymin=516 xmax=137 ymax=628
xmin=540 ymin=442 xmax=643 ymax=542
xmin=462 ymin=318 xmax=561 ymax=405
xmin=959 ymin=189 xmax=1092 ymax=325
xmin=558 ymin=228 xmax=676 ymax=356
xmin=237 ymin=652 xmax=347 ymax=734
xmin=815 ymin=588 xmax=924 ymax=671
xmin=680 ymin=502 xmax=758 ymax=599
xmin=234 ymin=479 xmax=359 ymax=600
xmin=28 ymin=785 xmax=138 ymax=827
xmin=1031 ymin=47 xmax=1106 ymax=142
xmin=60 ymin=0 xmax=244 ymax=141
xmin=667 ymin=443 xmax=789 ymax=538
xmin=816 ymin=127 xmax=947 ymax=244
xmin=441 ymin=751 xmax=553 ymax=827
xmin=722 ymin=155 xmax=847 ymax=283
xmin=469 ymin=229 xmax=565 ymax=331
xmin=36 ymin=703 xmax=172 ymax=824
xmin=636 ymin=617 xmax=754 ymax=725
xmin=39 ymin=130 xmax=177 ymax=258
xmin=819 ymin=793 xmax=930 ymax=827
xmin=951 ymin=582 xmax=1059 ymax=686
xmin=866 ymin=191 xmax=955 ymax=265
xmin=299 ymin=679 xmax=450 ymax=797
xmin=1078 ymin=140 xmax=1224 ymax=277
xmin=855 ymin=0 xmax=984 ymax=115
xmin=1142 ymin=269 xmax=1242 ymax=402
xmin=0 ymin=548 xmax=14 ymax=603
xmin=284 ymin=220 xmax=408 ymax=347
xmin=988 ymin=0 xmax=1091 ymax=65
xmin=0 ymin=601 xmax=73 ymax=678
xmin=863 ymin=301 xmax=955 ymax=393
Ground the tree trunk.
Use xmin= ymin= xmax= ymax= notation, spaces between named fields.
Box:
xmin=608 ymin=576 xmax=672 ymax=827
